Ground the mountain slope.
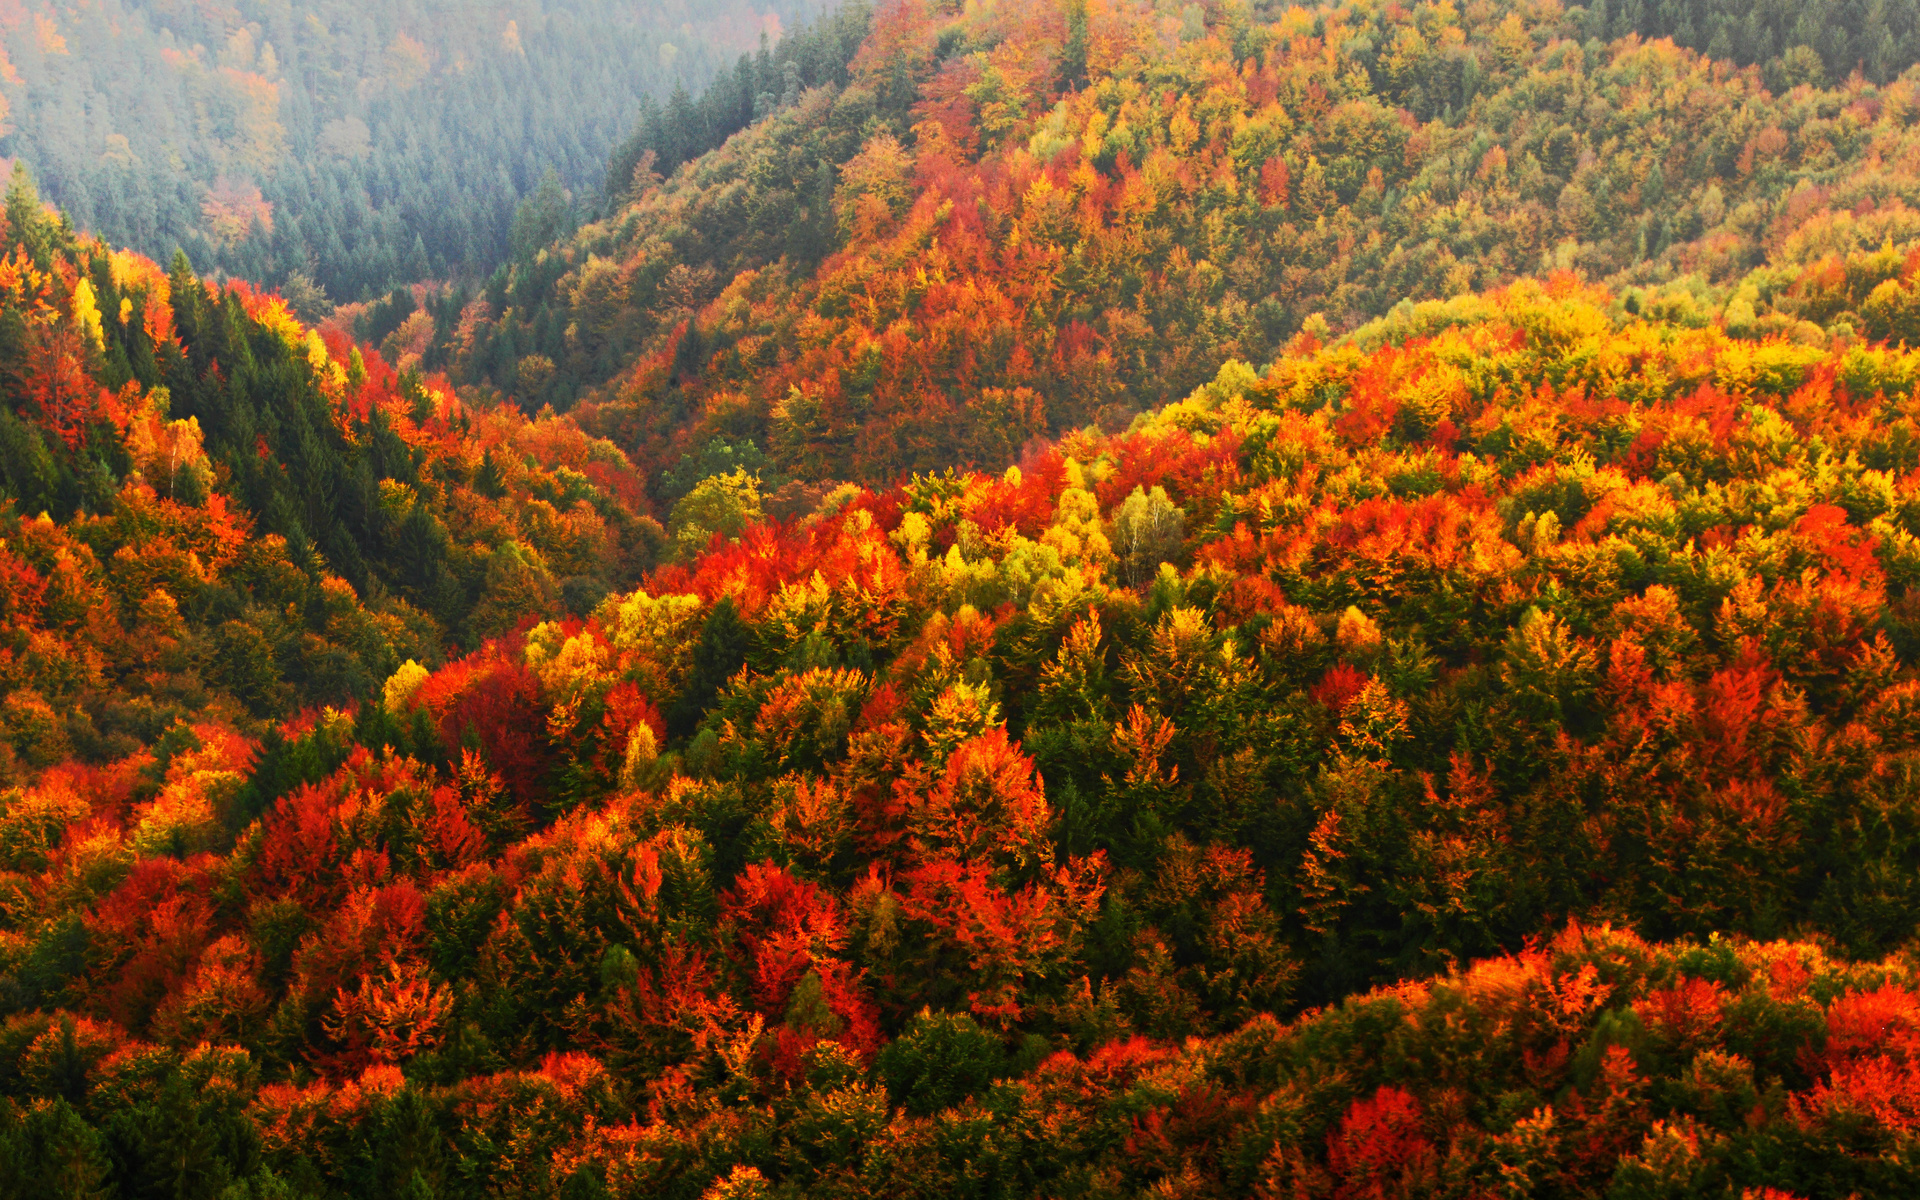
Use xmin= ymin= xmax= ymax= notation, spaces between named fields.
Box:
xmin=446 ymin=0 xmax=1920 ymax=495
xmin=13 ymin=0 xmax=1920 ymax=1195
xmin=8 ymin=242 xmax=1920 ymax=1191
xmin=0 ymin=169 xmax=663 ymax=788
xmin=0 ymin=0 xmax=824 ymax=303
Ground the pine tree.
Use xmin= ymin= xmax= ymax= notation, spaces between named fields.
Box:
xmin=104 ymin=1074 xmax=233 ymax=1200
xmin=669 ymin=596 xmax=751 ymax=737
xmin=0 ymin=1098 xmax=112 ymax=1200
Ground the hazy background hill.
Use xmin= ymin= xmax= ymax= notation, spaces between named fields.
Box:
xmin=0 ymin=0 xmax=827 ymax=305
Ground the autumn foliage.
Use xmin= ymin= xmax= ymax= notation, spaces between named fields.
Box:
xmin=13 ymin=0 xmax=1920 ymax=1196
xmin=6 ymin=248 xmax=1920 ymax=1191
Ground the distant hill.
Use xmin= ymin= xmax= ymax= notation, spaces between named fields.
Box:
xmin=0 ymin=0 xmax=826 ymax=304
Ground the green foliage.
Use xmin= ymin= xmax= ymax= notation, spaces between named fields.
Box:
xmin=1109 ymin=486 xmax=1186 ymax=588
xmin=0 ymin=1098 xmax=111 ymax=1200
xmin=457 ymin=0 xmax=1920 ymax=485
xmin=875 ymin=1009 xmax=1005 ymax=1117
xmin=606 ymin=4 xmax=874 ymax=200
xmin=0 ymin=205 xmax=662 ymax=787
xmin=13 ymin=2 xmax=1920 ymax=1197
xmin=669 ymin=469 xmax=764 ymax=562
xmin=669 ymin=597 xmax=753 ymax=737
xmin=1600 ymin=0 xmax=1920 ymax=85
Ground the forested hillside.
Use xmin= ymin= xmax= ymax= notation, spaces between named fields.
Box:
xmin=0 ymin=0 xmax=828 ymax=304
xmin=0 ymin=167 xmax=663 ymax=785
xmin=10 ymin=213 xmax=1920 ymax=1192
xmin=10 ymin=0 xmax=1920 ymax=1196
xmin=429 ymin=0 xmax=1920 ymax=504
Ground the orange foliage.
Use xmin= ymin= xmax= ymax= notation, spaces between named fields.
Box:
xmin=1326 ymin=1086 xmax=1436 ymax=1200
xmin=904 ymin=726 xmax=1053 ymax=873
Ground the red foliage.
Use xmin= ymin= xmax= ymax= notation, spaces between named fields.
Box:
xmin=1675 ymin=383 xmax=1742 ymax=448
xmin=905 ymin=726 xmax=1053 ymax=871
xmin=601 ymin=681 xmax=666 ymax=751
xmin=1320 ymin=491 xmax=1501 ymax=576
xmin=1215 ymin=574 xmax=1291 ymax=624
xmin=1795 ymin=503 xmax=1882 ymax=591
xmin=1259 ymin=155 xmax=1291 ymax=207
xmin=1332 ymin=355 xmax=1407 ymax=448
xmin=1326 ymin=1086 xmax=1436 ymax=1199
xmin=598 ymin=938 xmax=743 ymax=1070
xmin=721 ymin=861 xmax=849 ymax=1013
xmin=1025 ymin=1035 xmax=1177 ymax=1104
xmin=1693 ymin=658 xmax=1782 ymax=776
xmin=1817 ymin=984 xmax=1920 ymax=1066
xmin=24 ymin=327 xmax=104 ymax=449
xmin=1095 ymin=428 xmax=1242 ymax=511
xmin=36 ymin=754 xmax=151 ymax=826
xmin=294 ymin=880 xmax=429 ymax=1009
xmin=1312 ymin=664 xmax=1371 ymax=713
xmin=1124 ymin=1083 xmax=1259 ymax=1170
xmin=886 ymin=859 xmax=1064 ymax=1026
xmin=1633 ymin=976 xmax=1728 ymax=1050
xmin=654 ymin=504 xmax=915 ymax=641
xmin=854 ymin=682 xmax=908 ymax=733
xmin=0 ymin=540 xmax=46 ymax=627
xmin=418 ymin=647 xmax=551 ymax=807
xmin=1795 ymin=1053 xmax=1920 ymax=1133
xmin=88 ymin=854 xmax=223 ymax=1031
xmin=1563 ymin=1043 xmax=1651 ymax=1175
xmin=251 ymin=777 xmax=349 ymax=907
xmin=581 ymin=459 xmax=652 ymax=518
xmin=965 ymin=449 xmax=1066 ymax=536
xmin=368 ymin=880 xmax=429 ymax=948
xmin=718 ymin=860 xmax=883 ymax=1060
xmin=421 ymin=784 xmax=485 ymax=868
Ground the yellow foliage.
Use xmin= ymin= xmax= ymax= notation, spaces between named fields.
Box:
xmin=70 ymin=276 xmax=103 ymax=351
xmin=597 ymin=589 xmax=705 ymax=700
xmin=1336 ymin=605 xmax=1384 ymax=655
xmin=383 ymin=659 xmax=431 ymax=716
xmin=0 ymin=780 xmax=89 ymax=872
xmin=1042 ymin=459 xmax=1114 ymax=567
xmin=923 ymin=681 xmax=1002 ymax=762
xmin=525 ymin=622 xmax=612 ymax=700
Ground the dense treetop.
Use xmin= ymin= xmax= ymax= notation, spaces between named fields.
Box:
xmin=0 ymin=167 xmax=664 ymax=783
xmin=9 ymin=202 xmax=1920 ymax=1190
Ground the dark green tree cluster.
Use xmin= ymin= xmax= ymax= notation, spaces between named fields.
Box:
xmin=1597 ymin=0 xmax=1920 ymax=86
xmin=605 ymin=3 xmax=876 ymax=201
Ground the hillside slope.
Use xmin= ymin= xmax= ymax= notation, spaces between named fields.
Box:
xmin=0 ymin=169 xmax=663 ymax=788
xmin=438 ymin=0 xmax=1920 ymax=495
xmin=13 ymin=0 xmax=1920 ymax=1195
xmin=8 ymin=246 xmax=1920 ymax=1191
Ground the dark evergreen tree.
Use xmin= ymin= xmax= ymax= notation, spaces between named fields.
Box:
xmin=668 ymin=596 xmax=751 ymax=737
xmin=0 ymin=1098 xmax=111 ymax=1200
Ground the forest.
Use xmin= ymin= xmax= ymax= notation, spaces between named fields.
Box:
xmin=0 ymin=0 xmax=831 ymax=305
xmin=6 ymin=0 xmax=1920 ymax=1196
xmin=417 ymin=0 xmax=1920 ymax=499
